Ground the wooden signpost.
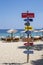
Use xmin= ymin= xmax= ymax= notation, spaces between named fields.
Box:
xmin=21 ymin=11 xmax=35 ymax=63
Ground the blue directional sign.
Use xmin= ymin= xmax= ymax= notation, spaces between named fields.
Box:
xmin=24 ymin=18 xmax=33 ymax=21
xmin=29 ymin=19 xmax=33 ymax=21
xmin=25 ymin=31 xmax=31 ymax=34
xmin=24 ymin=22 xmax=30 ymax=26
xmin=23 ymin=50 xmax=33 ymax=54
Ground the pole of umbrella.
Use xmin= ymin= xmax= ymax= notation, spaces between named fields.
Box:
xmin=11 ymin=32 xmax=13 ymax=41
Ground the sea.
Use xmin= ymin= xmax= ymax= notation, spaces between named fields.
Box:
xmin=0 ymin=29 xmax=43 ymax=38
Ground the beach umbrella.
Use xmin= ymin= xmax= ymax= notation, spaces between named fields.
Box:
xmin=20 ymin=31 xmax=25 ymax=38
xmin=40 ymin=29 xmax=43 ymax=31
xmin=33 ymin=30 xmax=40 ymax=36
xmin=7 ymin=29 xmax=17 ymax=38
xmin=39 ymin=29 xmax=43 ymax=36
xmin=15 ymin=36 xmax=20 ymax=38
xmin=20 ymin=31 xmax=25 ymax=33
xmin=33 ymin=36 xmax=40 ymax=38
xmin=33 ymin=30 xmax=39 ymax=32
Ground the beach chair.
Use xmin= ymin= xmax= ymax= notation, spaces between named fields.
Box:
xmin=13 ymin=38 xmax=20 ymax=42
xmin=5 ymin=37 xmax=11 ymax=42
xmin=41 ymin=36 xmax=43 ymax=41
xmin=32 ymin=36 xmax=41 ymax=41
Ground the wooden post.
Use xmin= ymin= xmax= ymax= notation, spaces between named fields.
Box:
xmin=22 ymin=11 xmax=34 ymax=63
xmin=27 ymin=33 xmax=30 ymax=63
xmin=27 ymin=54 xmax=29 ymax=63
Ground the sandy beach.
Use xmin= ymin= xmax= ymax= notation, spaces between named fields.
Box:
xmin=0 ymin=41 xmax=43 ymax=65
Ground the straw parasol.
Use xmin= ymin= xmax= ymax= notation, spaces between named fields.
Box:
xmin=7 ymin=29 xmax=17 ymax=38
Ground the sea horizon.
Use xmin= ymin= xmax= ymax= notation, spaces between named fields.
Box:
xmin=0 ymin=28 xmax=43 ymax=38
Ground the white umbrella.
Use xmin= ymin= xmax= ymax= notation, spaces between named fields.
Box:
xmin=20 ymin=31 xmax=25 ymax=33
xmin=32 ymin=30 xmax=40 ymax=37
xmin=39 ymin=29 xmax=43 ymax=36
xmin=39 ymin=29 xmax=43 ymax=32
xmin=20 ymin=31 xmax=25 ymax=37
xmin=7 ymin=29 xmax=17 ymax=33
xmin=15 ymin=36 xmax=20 ymax=38
xmin=33 ymin=30 xmax=39 ymax=32
xmin=7 ymin=29 xmax=17 ymax=38
xmin=33 ymin=36 xmax=40 ymax=38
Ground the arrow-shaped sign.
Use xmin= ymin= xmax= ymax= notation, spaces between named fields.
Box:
xmin=23 ymin=50 xmax=33 ymax=54
xmin=24 ymin=43 xmax=33 ymax=46
xmin=24 ymin=19 xmax=33 ymax=21
xmin=25 ymin=31 xmax=31 ymax=34
xmin=25 ymin=26 xmax=33 ymax=31
xmin=22 ymin=13 xmax=34 ymax=18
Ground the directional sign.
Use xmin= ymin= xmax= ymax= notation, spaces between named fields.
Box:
xmin=25 ymin=31 xmax=31 ymax=34
xmin=24 ymin=22 xmax=30 ymax=26
xmin=24 ymin=43 xmax=30 ymax=46
xmin=25 ymin=26 xmax=33 ymax=31
xmin=29 ymin=43 xmax=33 ymax=46
xmin=23 ymin=50 xmax=33 ymax=54
xmin=29 ymin=19 xmax=33 ymax=21
xmin=22 ymin=38 xmax=33 ymax=42
xmin=22 ymin=13 xmax=34 ymax=18
xmin=24 ymin=43 xmax=33 ymax=46
xmin=26 ymin=46 xmax=32 ymax=50
xmin=24 ymin=19 xmax=33 ymax=21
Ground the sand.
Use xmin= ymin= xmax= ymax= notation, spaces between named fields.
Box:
xmin=0 ymin=40 xmax=43 ymax=65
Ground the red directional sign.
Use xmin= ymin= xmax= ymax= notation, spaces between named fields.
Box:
xmin=22 ymin=13 xmax=34 ymax=18
xmin=24 ymin=43 xmax=33 ymax=46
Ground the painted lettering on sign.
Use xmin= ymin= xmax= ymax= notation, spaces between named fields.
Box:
xmin=25 ymin=26 xmax=33 ymax=31
xmin=22 ymin=13 xmax=34 ymax=18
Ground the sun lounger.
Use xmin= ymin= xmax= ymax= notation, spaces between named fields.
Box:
xmin=1 ymin=37 xmax=6 ymax=41
xmin=1 ymin=36 xmax=13 ymax=42
xmin=41 ymin=36 xmax=43 ymax=41
xmin=6 ymin=38 xmax=11 ymax=42
xmin=31 ymin=36 xmax=41 ymax=41
xmin=13 ymin=38 xmax=20 ymax=42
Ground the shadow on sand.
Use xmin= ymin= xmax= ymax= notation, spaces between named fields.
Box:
xmin=1 ymin=55 xmax=43 ymax=65
xmin=1 ymin=62 xmax=27 ymax=65
xmin=31 ymin=59 xmax=43 ymax=65
xmin=31 ymin=54 xmax=43 ymax=65
xmin=18 ymin=44 xmax=43 ymax=51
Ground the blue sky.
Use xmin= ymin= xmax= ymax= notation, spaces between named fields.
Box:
xmin=0 ymin=0 xmax=43 ymax=29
